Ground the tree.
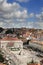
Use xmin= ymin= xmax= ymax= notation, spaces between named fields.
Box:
xmin=5 ymin=29 xmax=13 ymax=34
xmin=0 ymin=27 xmax=4 ymax=33
xmin=0 ymin=54 xmax=4 ymax=62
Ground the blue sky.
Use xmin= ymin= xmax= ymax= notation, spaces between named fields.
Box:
xmin=7 ymin=0 xmax=43 ymax=13
xmin=0 ymin=0 xmax=43 ymax=29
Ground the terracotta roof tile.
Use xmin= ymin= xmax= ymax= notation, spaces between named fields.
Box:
xmin=1 ymin=36 xmax=21 ymax=41
xmin=0 ymin=63 xmax=6 ymax=65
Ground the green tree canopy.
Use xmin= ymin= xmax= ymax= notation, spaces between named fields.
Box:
xmin=0 ymin=54 xmax=4 ymax=62
xmin=5 ymin=29 xmax=13 ymax=34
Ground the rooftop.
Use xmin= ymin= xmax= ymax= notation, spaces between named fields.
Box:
xmin=0 ymin=63 xmax=6 ymax=65
xmin=0 ymin=36 xmax=21 ymax=41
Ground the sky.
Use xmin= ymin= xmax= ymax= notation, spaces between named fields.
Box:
xmin=0 ymin=0 xmax=43 ymax=29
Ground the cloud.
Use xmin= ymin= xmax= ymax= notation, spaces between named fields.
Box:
xmin=35 ymin=22 xmax=43 ymax=29
xmin=36 ymin=12 xmax=43 ymax=21
xmin=0 ymin=0 xmax=29 ymax=28
xmin=0 ymin=0 xmax=34 ymax=28
xmin=29 ymin=13 xmax=34 ymax=18
xmin=35 ymin=11 xmax=43 ymax=29
xmin=0 ymin=0 xmax=43 ymax=29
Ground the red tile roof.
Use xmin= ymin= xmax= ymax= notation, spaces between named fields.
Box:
xmin=0 ymin=63 xmax=6 ymax=65
xmin=0 ymin=36 xmax=21 ymax=41
xmin=27 ymin=63 xmax=40 ymax=65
